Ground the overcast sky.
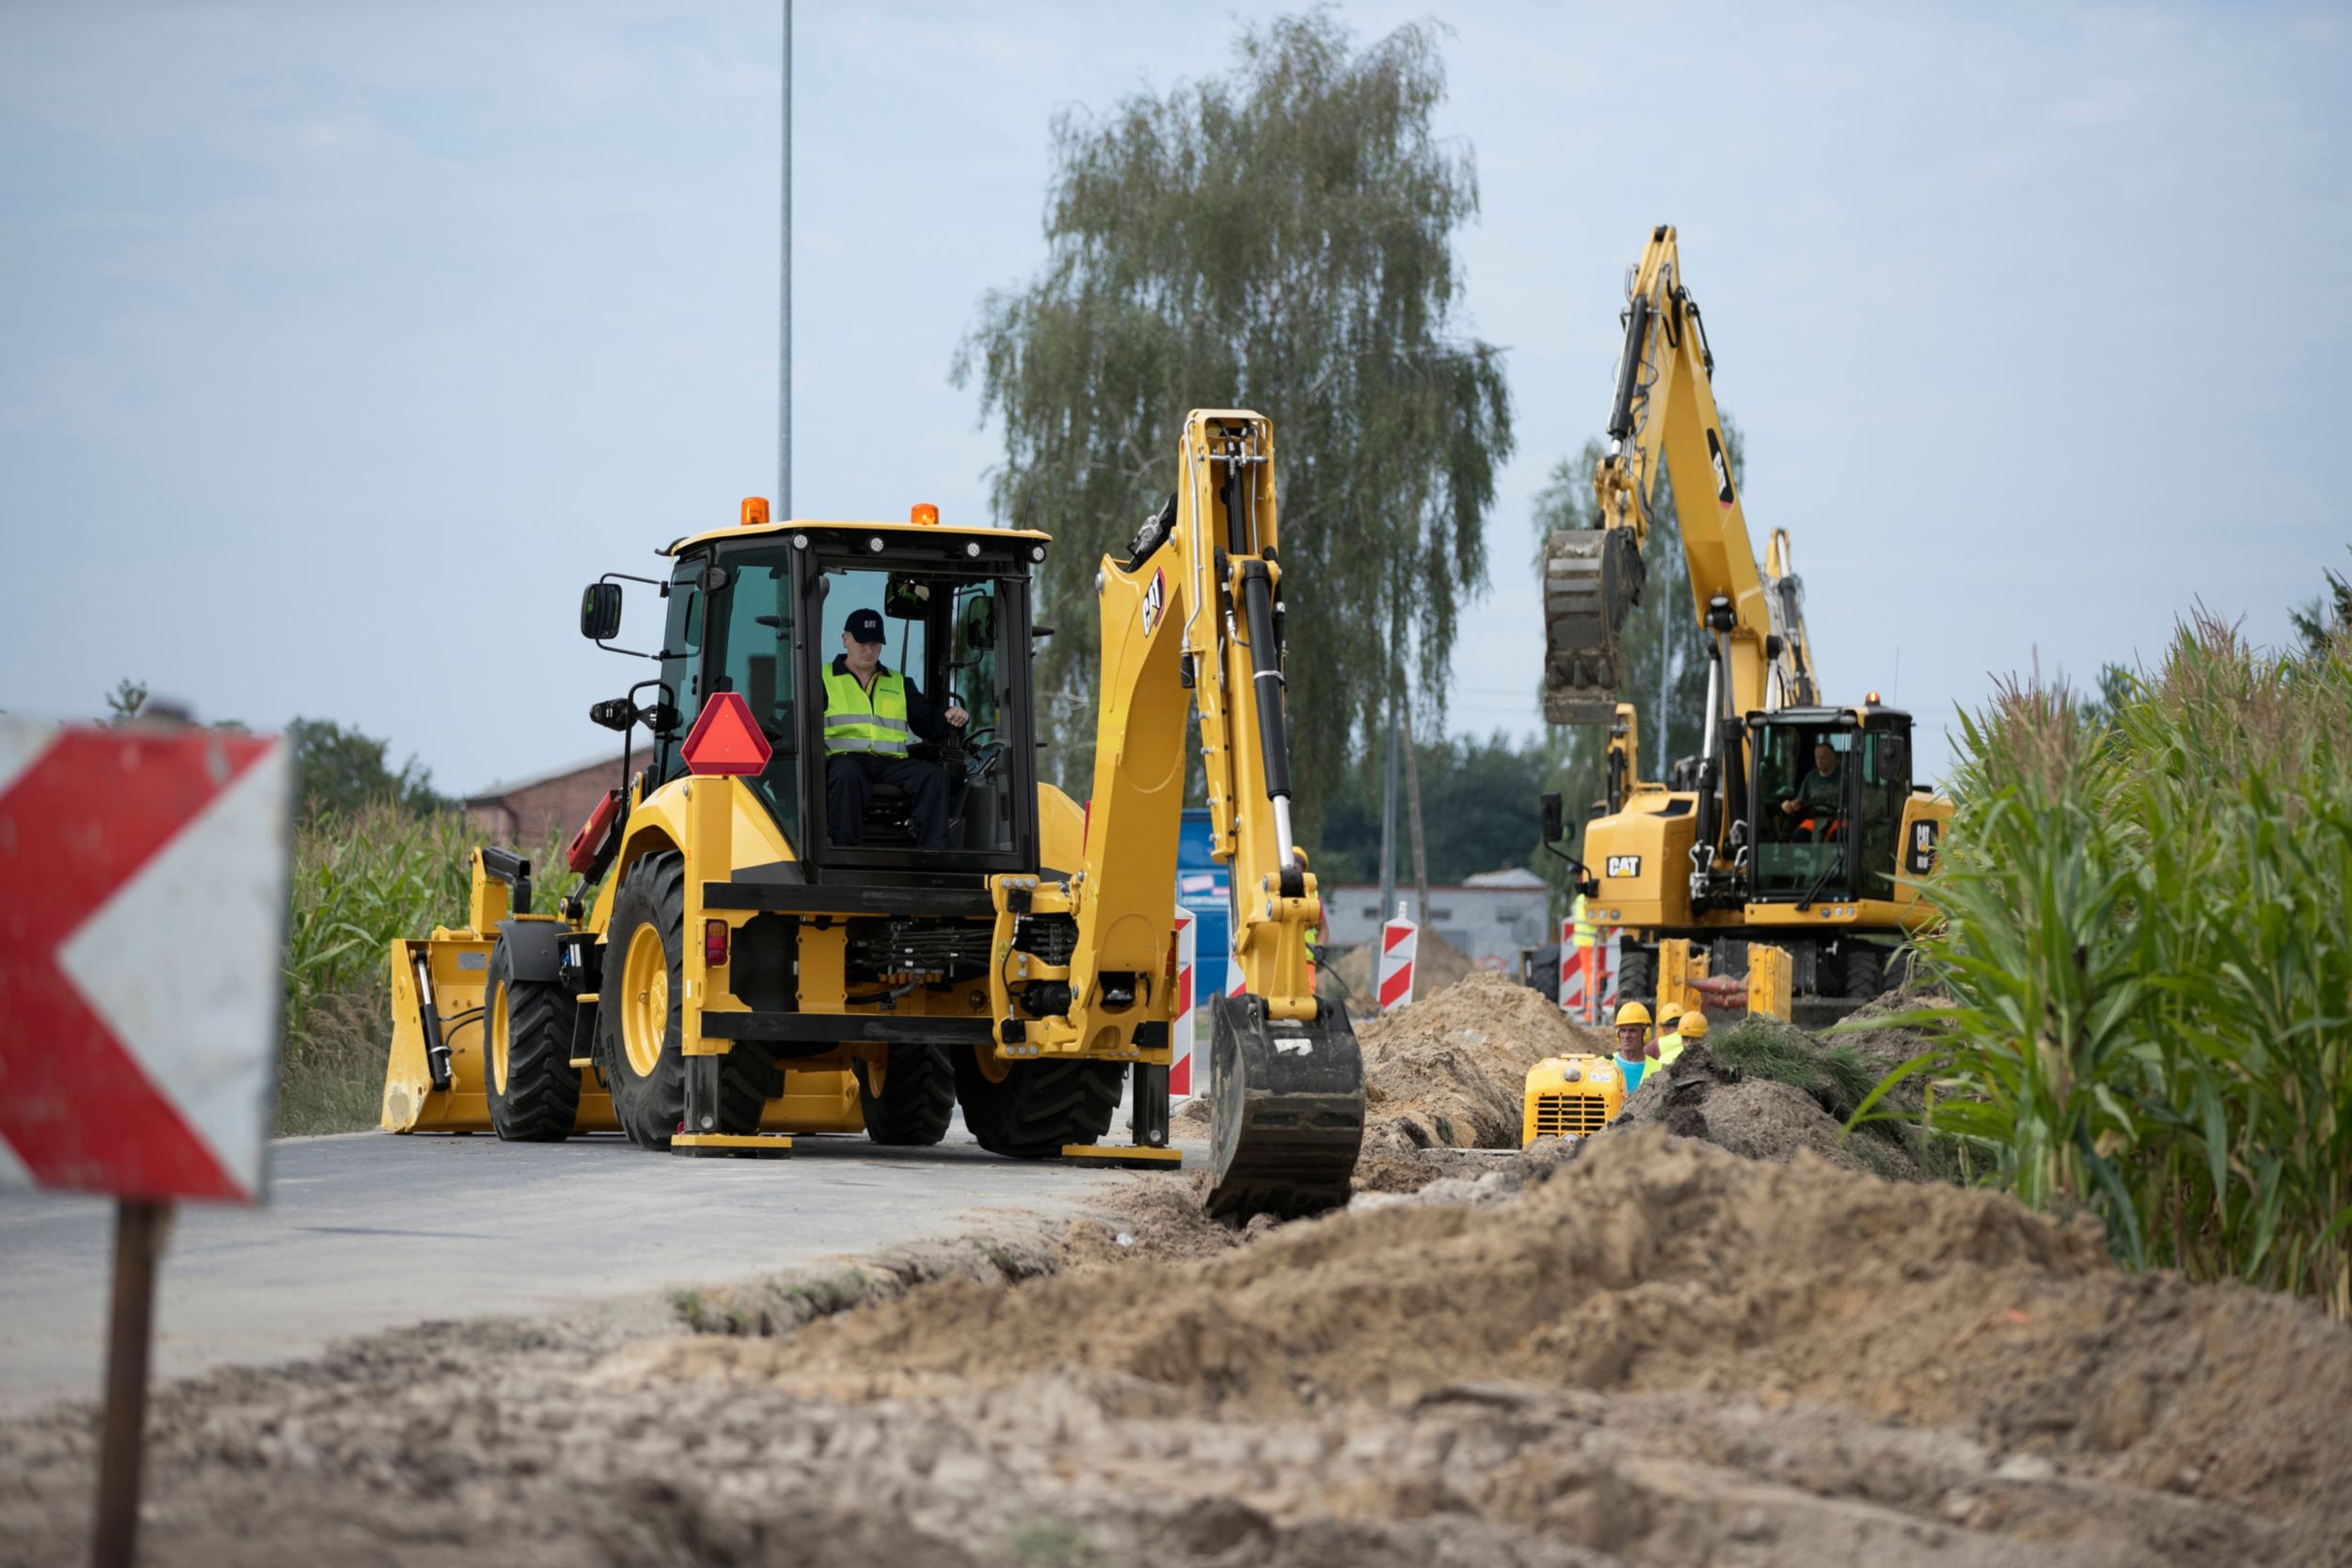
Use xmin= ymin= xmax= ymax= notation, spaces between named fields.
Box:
xmin=4 ymin=2 xmax=2346 ymax=797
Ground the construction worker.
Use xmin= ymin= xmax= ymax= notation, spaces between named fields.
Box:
xmin=1674 ymin=1008 xmax=1711 ymax=1061
xmin=823 ymin=607 xmax=967 ymax=848
xmin=1780 ymin=739 xmax=1844 ymax=841
xmin=1611 ymin=1001 xmax=1653 ymax=1092
xmin=1571 ymin=890 xmax=1600 ymax=1023
xmin=1655 ymin=1001 xmax=1685 ymax=1066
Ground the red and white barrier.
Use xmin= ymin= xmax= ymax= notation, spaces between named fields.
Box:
xmin=1376 ymin=904 xmax=1419 ymax=1013
xmin=1168 ymin=908 xmax=1198 ymax=1099
xmin=1560 ymin=922 xmax=1623 ymax=1025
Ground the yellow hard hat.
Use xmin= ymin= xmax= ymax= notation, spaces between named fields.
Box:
xmin=1613 ymin=1001 xmax=1652 ymax=1028
xmin=1658 ymin=1001 xmax=1684 ymax=1025
xmin=1679 ymin=1010 xmax=1710 ymax=1038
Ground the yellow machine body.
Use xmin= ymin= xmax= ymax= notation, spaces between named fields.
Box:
xmin=383 ymin=413 xmax=1360 ymax=1218
xmin=1540 ymin=227 xmax=1954 ymax=1006
xmin=1521 ymin=1054 xmax=1628 ymax=1146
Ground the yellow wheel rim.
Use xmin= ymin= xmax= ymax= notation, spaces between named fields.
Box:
xmin=489 ymin=981 xmax=512 ymax=1095
xmin=622 ymin=924 xmax=670 ymax=1078
xmin=862 ymin=1052 xmax=888 ymax=1098
xmin=972 ymin=1042 xmax=1010 ymax=1085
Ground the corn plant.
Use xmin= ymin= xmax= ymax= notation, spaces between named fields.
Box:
xmin=1860 ymin=615 xmax=2352 ymax=1321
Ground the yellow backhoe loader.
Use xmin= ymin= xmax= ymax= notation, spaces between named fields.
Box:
xmin=1538 ymin=227 xmax=1951 ymax=1022
xmin=382 ymin=410 xmax=1364 ymax=1219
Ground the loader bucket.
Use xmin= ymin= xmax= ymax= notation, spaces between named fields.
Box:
xmin=380 ymin=934 xmax=617 ymax=1134
xmin=1204 ymin=992 xmax=1364 ymax=1222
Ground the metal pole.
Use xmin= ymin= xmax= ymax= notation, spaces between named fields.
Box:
xmin=1377 ymin=692 xmax=1398 ymax=923
xmin=93 ymin=1198 xmax=169 ymax=1568
xmin=778 ymin=0 xmax=792 ymax=515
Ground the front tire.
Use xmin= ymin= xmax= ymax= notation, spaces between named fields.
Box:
xmin=953 ymin=1047 xmax=1121 ymax=1159
xmin=1839 ymin=941 xmax=1886 ymax=1003
xmin=484 ymin=939 xmax=580 ymax=1142
xmin=855 ymin=1044 xmax=955 ymax=1146
xmin=1615 ymin=941 xmax=1657 ymax=1016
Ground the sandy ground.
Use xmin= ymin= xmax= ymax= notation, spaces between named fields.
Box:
xmin=6 ymin=979 xmax=2349 ymax=1567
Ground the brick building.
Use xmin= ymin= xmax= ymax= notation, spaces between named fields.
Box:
xmin=461 ymin=752 xmax=623 ymax=847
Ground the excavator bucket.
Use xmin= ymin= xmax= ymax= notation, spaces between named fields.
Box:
xmin=1541 ymin=527 xmax=1646 ymax=725
xmin=1203 ymin=992 xmax=1365 ymax=1222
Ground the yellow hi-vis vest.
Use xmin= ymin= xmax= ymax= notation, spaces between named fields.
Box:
xmin=1571 ymin=893 xmax=1597 ymax=951
xmin=822 ymin=665 xmax=913 ymax=756
xmin=1657 ymin=1027 xmax=1685 ymax=1068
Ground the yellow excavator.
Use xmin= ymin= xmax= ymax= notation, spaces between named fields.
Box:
xmin=381 ymin=409 xmax=1363 ymax=1219
xmin=1538 ymin=227 xmax=1950 ymax=1020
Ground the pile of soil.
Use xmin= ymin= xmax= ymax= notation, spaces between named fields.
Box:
xmin=1604 ymin=1003 xmax=1953 ymax=1181
xmin=1355 ymin=971 xmax=1608 ymax=1151
xmin=1321 ymin=926 xmax=1477 ymax=1009
xmin=8 ymin=1131 xmax=2350 ymax=1564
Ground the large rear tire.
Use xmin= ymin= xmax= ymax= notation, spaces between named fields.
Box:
xmin=600 ymin=851 xmax=777 ymax=1147
xmin=856 ymin=1044 xmax=955 ymax=1146
xmin=953 ymin=1046 xmax=1121 ymax=1159
xmin=601 ymin=852 xmax=688 ymax=1148
xmin=484 ymin=939 xmax=580 ymax=1142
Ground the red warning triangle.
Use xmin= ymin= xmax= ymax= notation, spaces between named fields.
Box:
xmin=680 ymin=692 xmax=773 ymax=777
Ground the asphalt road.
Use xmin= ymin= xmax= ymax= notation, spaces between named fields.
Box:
xmin=0 ymin=1123 xmax=1184 ymax=1415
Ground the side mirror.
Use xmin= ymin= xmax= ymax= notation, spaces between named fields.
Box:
xmin=1539 ymin=791 xmax=1565 ymax=845
xmin=580 ymin=582 xmax=623 ymax=642
xmin=1876 ymin=733 xmax=1909 ymax=776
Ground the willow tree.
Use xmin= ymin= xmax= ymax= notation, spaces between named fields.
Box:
xmin=955 ymin=14 xmax=1512 ymax=825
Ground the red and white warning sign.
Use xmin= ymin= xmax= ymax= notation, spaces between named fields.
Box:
xmin=1375 ymin=904 xmax=1418 ymax=1013
xmin=1168 ymin=907 xmax=1198 ymax=1098
xmin=0 ymin=720 xmax=293 ymax=1204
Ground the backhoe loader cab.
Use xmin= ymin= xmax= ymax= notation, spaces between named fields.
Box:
xmin=630 ymin=515 xmax=1051 ymax=876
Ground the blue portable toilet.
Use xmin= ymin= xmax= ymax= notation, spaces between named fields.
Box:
xmin=1175 ymin=808 xmax=1234 ymax=1000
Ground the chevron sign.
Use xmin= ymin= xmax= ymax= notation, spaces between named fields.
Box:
xmin=0 ymin=720 xmax=293 ymax=1203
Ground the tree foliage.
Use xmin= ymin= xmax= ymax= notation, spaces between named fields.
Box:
xmin=2290 ymin=548 xmax=2351 ymax=655
xmin=1314 ymin=729 xmax=1560 ymax=885
xmin=957 ymin=13 xmax=1513 ymax=821
xmin=286 ymin=718 xmax=444 ymax=819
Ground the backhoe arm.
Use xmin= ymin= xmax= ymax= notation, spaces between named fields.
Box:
xmin=1008 ymin=409 xmax=1363 ymax=1220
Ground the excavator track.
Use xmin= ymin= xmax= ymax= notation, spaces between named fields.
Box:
xmin=1203 ymin=992 xmax=1364 ymax=1222
xmin=1541 ymin=526 xmax=1645 ymax=724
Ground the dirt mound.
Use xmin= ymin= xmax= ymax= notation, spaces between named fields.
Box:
xmin=653 ymin=1129 xmax=2352 ymax=1560
xmin=1322 ymin=925 xmax=1478 ymax=1008
xmin=1356 ymin=971 xmax=1609 ymax=1151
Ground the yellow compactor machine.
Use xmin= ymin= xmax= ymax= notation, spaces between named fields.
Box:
xmin=383 ymin=411 xmax=1364 ymax=1219
xmin=1538 ymin=227 xmax=1952 ymax=1023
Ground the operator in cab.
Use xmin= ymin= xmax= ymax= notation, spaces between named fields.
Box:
xmin=1780 ymin=739 xmax=1843 ymax=840
xmin=824 ymin=607 xmax=967 ymax=848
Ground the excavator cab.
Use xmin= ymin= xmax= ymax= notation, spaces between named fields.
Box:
xmin=1745 ymin=706 xmax=1915 ymax=904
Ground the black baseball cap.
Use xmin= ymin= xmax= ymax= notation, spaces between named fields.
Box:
xmin=845 ymin=608 xmax=886 ymax=644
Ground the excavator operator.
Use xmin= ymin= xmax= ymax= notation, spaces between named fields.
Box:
xmin=824 ymin=606 xmax=967 ymax=848
xmin=1779 ymin=740 xmax=1844 ymax=842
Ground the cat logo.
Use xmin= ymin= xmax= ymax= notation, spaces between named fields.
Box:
xmin=1605 ymin=854 xmax=1642 ymax=879
xmin=1907 ymin=819 xmax=1941 ymax=875
xmin=1139 ymin=568 xmax=1166 ymax=635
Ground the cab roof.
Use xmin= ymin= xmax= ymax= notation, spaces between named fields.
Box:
xmin=665 ymin=515 xmax=1052 ymax=557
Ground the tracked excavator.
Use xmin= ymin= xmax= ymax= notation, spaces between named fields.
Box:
xmin=381 ymin=409 xmax=1363 ymax=1220
xmin=1538 ymin=227 xmax=1950 ymax=1019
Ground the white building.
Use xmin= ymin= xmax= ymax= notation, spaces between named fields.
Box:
xmin=1326 ymin=867 xmax=1553 ymax=969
